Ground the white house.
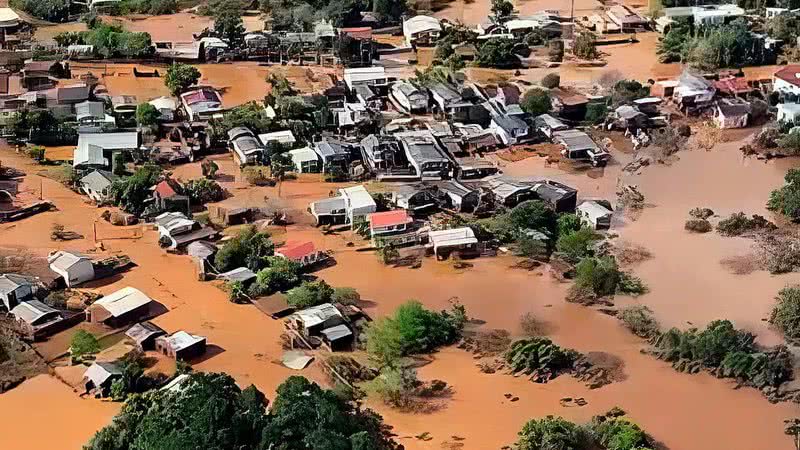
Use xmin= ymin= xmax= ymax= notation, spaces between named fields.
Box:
xmin=79 ymin=170 xmax=118 ymax=202
xmin=258 ymin=130 xmax=297 ymax=148
xmin=288 ymin=147 xmax=321 ymax=173
xmin=713 ymin=98 xmax=750 ymax=129
xmin=148 ymin=96 xmax=178 ymax=122
xmin=74 ymin=132 xmax=139 ymax=168
xmin=343 ymin=67 xmax=387 ymax=91
xmin=227 ymin=127 xmax=264 ymax=166
xmin=577 ymin=200 xmax=613 ymax=230
xmin=490 ymin=114 xmax=530 ymax=145
xmin=428 ymin=227 xmax=478 ymax=259
xmin=154 ymin=212 xmax=196 ymax=238
xmin=774 ymin=65 xmax=800 ymax=96
xmin=340 ymin=185 xmax=377 ymax=224
xmin=778 ymin=103 xmax=800 ymax=123
xmin=48 ymin=250 xmax=95 ymax=288
xmin=403 ymin=15 xmax=442 ymax=47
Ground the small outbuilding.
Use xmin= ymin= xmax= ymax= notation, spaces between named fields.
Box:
xmin=155 ymin=330 xmax=207 ymax=360
xmin=11 ymin=300 xmax=65 ymax=340
xmin=48 ymin=250 xmax=95 ymax=288
xmin=79 ymin=169 xmax=118 ymax=202
xmin=713 ymin=98 xmax=750 ymax=129
xmin=577 ymin=200 xmax=613 ymax=230
xmin=83 ymin=361 xmax=122 ymax=397
xmin=0 ymin=274 xmax=35 ymax=311
xmin=288 ymin=147 xmax=321 ymax=173
xmin=428 ymin=227 xmax=479 ymax=260
xmin=125 ymin=321 xmax=166 ymax=351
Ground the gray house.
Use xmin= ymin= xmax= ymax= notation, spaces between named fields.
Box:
xmin=0 ymin=273 xmax=35 ymax=310
xmin=80 ymin=170 xmax=119 ymax=202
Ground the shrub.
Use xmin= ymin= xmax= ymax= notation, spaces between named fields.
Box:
xmin=573 ymin=32 xmax=599 ymax=60
xmin=332 ymin=287 xmax=361 ymax=305
xmin=70 ymin=330 xmax=100 ymax=361
xmin=516 ymin=416 xmax=589 ymax=450
xmin=585 ymin=102 xmax=608 ymax=124
xmin=591 ymin=418 xmax=651 ymax=450
xmin=689 ymin=207 xmax=714 ymax=219
xmin=619 ymin=305 xmax=659 ymax=338
xmin=136 ymin=103 xmax=160 ymax=127
xmin=285 ymin=280 xmax=334 ymax=308
xmin=778 ymin=131 xmax=800 ymax=156
xmin=27 ymin=145 xmax=45 ymax=162
xmin=575 ymin=256 xmax=620 ymax=297
xmin=770 ymin=286 xmax=800 ymax=342
xmin=504 ymin=338 xmax=580 ymax=380
xmin=242 ymin=166 xmax=273 ymax=185
xmin=364 ymin=366 xmax=419 ymax=408
xmin=755 ymin=127 xmax=781 ymax=149
xmin=684 ymin=219 xmax=712 ymax=233
xmin=109 ymin=163 xmax=162 ymax=216
xmin=611 ymin=80 xmax=649 ymax=104
xmin=541 ymin=73 xmax=560 ymax=89
xmin=768 ymin=169 xmax=800 ymax=220
xmin=716 ymin=212 xmax=776 ymax=236
xmin=520 ymin=312 xmax=545 ymax=336
xmin=184 ymin=178 xmax=225 ymax=205
xmin=557 ymin=214 xmax=582 ymax=236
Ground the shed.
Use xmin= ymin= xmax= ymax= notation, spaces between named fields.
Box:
xmin=289 ymin=303 xmax=345 ymax=334
xmin=80 ymin=169 xmax=118 ymax=202
xmin=288 ymin=147 xmax=321 ymax=173
xmin=529 ymin=180 xmax=578 ymax=213
xmin=403 ymin=15 xmax=442 ymax=47
xmin=714 ymin=98 xmax=750 ymax=129
xmin=428 ymin=227 xmax=478 ymax=259
xmin=320 ymin=323 xmax=353 ymax=351
xmin=187 ymin=241 xmax=216 ymax=262
xmin=577 ymin=200 xmax=613 ymax=230
xmin=125 ymin=321 xmax=166 ymax=350
xmin=155 ymin=331 xmax=207 ymax=360
xmin=0 ymin=274 xmax=34 ymax=310
xmin=75 ymin=101 xmax=106 ymax=122
xmin=258 ymin=130 xmax=297 ymax=148
xmin=48 ymin=250 xmax=95 ymax=288
xmin=485 ymin=178 xmax=534 ymax=207
xmin=83 ymin=361 xmax=122 ymax=396
xmin=86 ymin=286 xmax=154 ymax=327
xmin=216 ymin=267 xmax=257 ymax=285
xmin=11 ymin=299 xmax=65 ymax=339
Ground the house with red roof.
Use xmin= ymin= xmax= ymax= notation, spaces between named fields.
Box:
xmin=367 ymin=210 xmax=416 ymax=247
xmin=774 ymin=65 xmax=800 ymax=96
xmin=152 ymin=179 xmax=190 ymax=214
xmin=275 ymin=241 xmax=328 ymax=268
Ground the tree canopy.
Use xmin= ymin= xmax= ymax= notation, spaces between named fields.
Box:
xmin=214 ymin=225 xmax=275 ymax=272
xmin=768 ymin=168 xmax=800 ymax=221
xmin=521 ymin=88 xmax=552 ymax=116
xmin=165 ymin=63 xmax=202 ymax=96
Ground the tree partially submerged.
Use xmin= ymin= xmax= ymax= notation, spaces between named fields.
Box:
xmin=771 ymin=286 xmax=800 ymax=343
xmin=165 ymin=63 xmax=201 ymax=96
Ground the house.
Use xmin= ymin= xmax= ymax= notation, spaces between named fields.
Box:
xmin=155 ymin=331 xmax=207 ymax=360
xmin=714 ymin=98 xmax=750 ymax=129
xmin=430 ymin=180 xmax=481 ymax=212
xmin=228 ymin=127 xmax=264 ymax=166
xmin=0 ymin=8 xmax=21 ymax=50
xmin=534 ymin=114 xmax=569 ymax=139
xmin=288 ymin=147 xmax=321 ymax=173
xmin=550 ymin=88 xmax=589 ymax=120
xmin=614 ymin=105 xmax=648 ymax=130
xmin=674 ymin=70 xmax=716 ymax=113
xmin=111 ymin=95 xmax=137 ymax=117
xmin=778 ymin=103 xmax=800 ymax=123
xmin=577 ymin=200 xmax=613 ymax=230
xmin=774 ymin=65 xmax=800 ymax=96
xmin=428 ymin=82 xmax=489 ymax=124
xmin=360 ymin=134 xmax=403 ymax=171
xmin=390 ymin=183 xmax=437 ymax=211
xmin=153 ymin=179 xmax=190 ymax=214
xmin=48 ymin=250 xmax=95 ymax=288
xmin=75 ymin=101 xmax=113 ymax=126
xmin=309 ymin=185 xmax=376 ymax=225
xmin=655 ymin=5 xmax=744 ymax=33
xmin=288 ymin=303 xmax=348 ymax=338
xmin=454 ymin=123 xmax=498 ymax=152
xmin=180 ymin=87 xmax=223 ymax=121
xmin=390 ymin=81 xmax=428 ymax=113
xmin=395 ymin=130 xmax=452 ymax=179
xmin=313 ymin=139 xmax=351 ymax=173
xmin=55 ymin=83 xmax=89 ymax=106
xmin=0 ymin=273 xmax=35 ymax=310
xmin=714 ymin=77 xmax=753 ymax=98
xmin=493 ymin=84 xmax=521 ymax=108
xmin=428 ymin=227 xmax=478 ymax=260
xmin=650 ymin=79 xmax=680 ymax=98
xmin=258 ymin=130 xmax=297 ymax=148
xmin=79 ymin=170 xmax=118 ymax=202
xmin=73 ymin=131 xmax=139 ymax=168
xmin=632 ymin=97 xmax=663 ymax=115
xmin=11 ymin=300 xmax=65 ymax=340
xmin=216 ymin=267 xmax=257 ymax=285
xmin=368 ymin=210 xmax=414 ymax=246
xmin=21 ymin=60 xmax=59 ymax=91
xmin=125 ymin=321 xmax=166 ymax=351
xmin=403 ymin=15 xmax=441 ymax=47
xmin=553 ymin=129 xmax=609 ymax=166
xmin=275 ymin=241 xmax=327 ymax=268
xmin=606 ymin=4 xmax=648 ymax=30
xmin=485 ymin=178 xmax=534 ymax=207
xmin=148 ymin=96 xmax=177 ymax=122
xmin=83 ymin=362 xmax=122 ymax=397
xmin=529 ymin=180 xmax=578 ymax=213
xmin=86 ymin=286 xmax=154 ymax=327
xmin=490 ymin=114 xmax=530 ymax=146
xmin=154 ymin=211 xmax=217 ymax=250
xmin=343 ymin=67 xmax=388 ymax=92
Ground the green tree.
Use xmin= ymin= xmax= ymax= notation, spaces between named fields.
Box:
xmin=475 ymin=38 xmax=520 ymax=68
xmin=332 ymin=287 xmax=361 ymax=305
xmin=109 ymin=164 xmax=162 ymax=216
xmin=521 ymin=87 xmax=552 ymax=115
xmin=70 ymin=330 xmax=100 ymax=360
xmin=214 ymin=226 xmax=274 ymax=272
xmin=555 ymin=227 xmax=599 ymax=263
xmin=372 ymin=0 xmax=406 ymax=22
xmin=611 ymin=80 xmax=649 ymax=104
xmin=490 ymin=0 xmax=514 ymax=21
xmin=165 ymin=63 xmax=201 ymax=95
xmin=135 ymin=103 xmax=160 ymax=127
xmin=286 ymin=280 xmax=335 ymax=308
xmin=592 ymin=418 xmax=651 ymax=450
xmin=768 ymin=168 xmax=800 ymax=221
xmin=270 ymin=152 xmax=294 ymax=179
xmin=516 ymin=416 xmax=589 ymax=450
xmin=248 ymin=257 xmax=302 ymax=296
xmin=585 ymin=102 xmax=608 ymax=124
xmin=573 ymin=32 xmax=599 ymax=60
xmin=574 ymin=256 xmax=622 ymax=297
xmin=656 ymin=17 xmax=691 ymax=63
xmin=541 ymin=73 xmax=560 ymax=89
xmin=214 ymin=9 xmax=246 ymax=48
xmin=183 ymin=178 xmax=225 ymax=205
xmin=771 ymin=286 xmax=800 ymax=342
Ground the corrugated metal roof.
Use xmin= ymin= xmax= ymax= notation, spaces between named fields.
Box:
xmin=11 ymin=300 xmax=58 ymax=324
xmin=429 ymin=227 xmax=477 ymax=248
xmin=291 ymin=303 xmax=342 ymax=328
xmin=93 ymin=287 xmax=153 ymax=318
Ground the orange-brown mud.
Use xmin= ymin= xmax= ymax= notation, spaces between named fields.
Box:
xmin=2 ymin=134 xmax=800 ymax=449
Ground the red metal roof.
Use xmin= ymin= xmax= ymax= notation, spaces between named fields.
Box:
xmin=714 ymin=77 xmax=752 ymax=95
xmin=277 ymin=241 xmax=316 ymax=261
xmin=182 ymin=88 xmax=220 ymax=105
xmin=369 ymin=210 xmax=411 ymax=228
xmin=340 ymin=27 xmax=373 ymax=40
xmin=774 ymin=65 xmax=800 ymax=88
xmin=154 ymin=180 xmax=179 ymax=198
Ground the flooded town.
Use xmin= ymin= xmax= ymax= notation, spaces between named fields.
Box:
xmin=4 ymin=0 xmax=800 ymax=448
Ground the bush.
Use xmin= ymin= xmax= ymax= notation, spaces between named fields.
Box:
xmin=755 ymin=127 xmax=781 ymax=149
xmin=768 ymin=169 xmax=800 ymax=220
xmin=689 ymin=207 xmax=714 ymax=219
xmin=778 ymin=131 xmax=800 ymax=156
xmin=70 ymin=330 xmax=100 ymax=361
xmin=591 ymin=418 xmax=651 ymax=450
xmin=516 ymin=416 xmax=589 ymax=450
xmin=285 ymin=280 xmax=334 ymax=309
xmin=136 ymin=103 xmax=160 ymax=127
xmin=684 ymin=219 xmax=712 ymax=233
xmin=184 ymin=178 xmax=225 ymax=205
xmin=242 ymin=166 xmax=273 ymax=185
xmin=619 ymin=305 xmax=659 ymax=338
xmin=521 ymin=88 xmax=552 ymax=116
xmin=716 ymin=212 xmax=776 ymax=236
xmin=109 ymin=164 xmax=162 ymax=216
xmin=611 ymin=80 xmax=649 ymax=104
xmin=574 ymin=257 xmax=647 ymax=298
xmin=366 ymin=301 xmax=467 ymax=367
xmin=214 ymin=226 xmax=275 ymax=272
xmin=557 ymin=214 xmax=582 ymax=236
xmin=770 ymin=286 xmax=800 ymax=342
xmin=555 ymin=227 xmax=599 ymax=263
xmin=541 ymin=73 xmax=560 ymax=89
xmin=573 ymin=32 xmax=599 ymax=60
xmin=27 ymin=145 xmax=46 ymax=162
xmin=11 ymin=0 xmax=69 ymax=21
xmin=520 ymin=312 xmax=545 ymax=336
xmin=247 ymin=257 xmax=302 ymax=297
xmin=332 ymin=287 xmax=361 ymax=305
xmin=504 ymin=338 xmax=580 ymax=381
xmin=585 ymin=102 xmax=608 ymax=124
xmin=364 ymin=366 xmax=419 ymax=408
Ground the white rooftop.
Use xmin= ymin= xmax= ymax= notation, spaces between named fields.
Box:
xmin=93 ymin=287 xmax=153 ymax=318
xmin=162 ymin=330 xmax=205 ymax=351
xmin=339 ymin=185 xmax=376 ymax=210
xmin=429 ymin=227 xmax=478 ymax=248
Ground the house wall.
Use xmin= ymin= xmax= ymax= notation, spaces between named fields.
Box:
xmin=775 ymin=78 xmax=800 ymax=96
xmin=490 ymin=120 xmax=513 ymax=145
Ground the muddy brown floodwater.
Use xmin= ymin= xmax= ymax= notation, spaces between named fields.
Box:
xmin=2 ymin=132 xmax=800 ymax=449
